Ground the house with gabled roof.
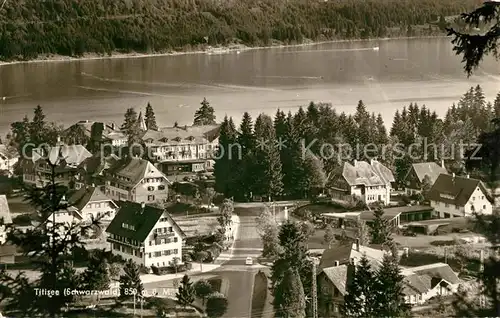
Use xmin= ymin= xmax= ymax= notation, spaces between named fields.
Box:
xmin=106 ymin=201 xmax=186 ymax=268
xmin=75 ymin=153 xmax=120 ymax=189
xmin=105 ymin=157 xmax=171 ymax=204
xmin=67 ymin=185 xmax=118 ymax=221
xmin=0 ymin=195 xmax=13 ymax=244
xmin=317 ymin=243 xmax=462 ymax=315
xmin=428 ymin=173 xmax=493 ymax=218
xmin=22 ymin=142 xmax=92 ymax=188
xmin=403 ymin=161 xmax=448 ymax=195
xmin=329 ymin=159 xmax=395 ymax=205
xmin=141 ymin=124 xmax=220 ymax=175
xmin=0 ymin=145 xmax=18 ymax=176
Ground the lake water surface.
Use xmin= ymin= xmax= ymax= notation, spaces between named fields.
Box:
xmin=1 ymin=37 xmax=499 ymax=134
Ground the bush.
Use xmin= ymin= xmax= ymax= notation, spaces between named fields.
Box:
xmin=430 ymin=240 xmax=456 ymax=246
xmin=151 ymin=263 xmax=193 ymax=275
xmin=12 ymin=214 xmax=32 ymax=226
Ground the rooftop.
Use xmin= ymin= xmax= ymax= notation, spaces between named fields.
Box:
xmin=107 ymin=157 xmax=170 ymax=188
xmin=319 ymin=242 xmax=387 ymax=270
xmin=428 ymin=174 xmax=493 ymax=206
xmin=68 ymin=186 xmax=116 ymax=211
xmin=106 ymin=201 xmax=186 ymax=242
xmin=410 ymin=162 xmax=448 ymax=184
xmin=142 ymin=124 xmax=220 ymax=146
xmin=342 ymin=159 xmax=395 ymax=187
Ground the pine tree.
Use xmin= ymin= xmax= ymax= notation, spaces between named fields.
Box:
xmin=121 ymin=108 xmax=141 ymax=146
xmin=176 ymin=274 xmax=195 ymax=308
xmin=81 ymin=249 xmax=111 ymax=303
xmin=343 ymin=255 xmax=377 ymax=317
xmin=30 ymin=105 xmax=47 ymax=147
xmin=119 ymin=259 xmax=144 ymax=301
xmin=237 ymin=112 xmax=255 ymax=197
xmin=323 ymin=223 xmax=336 ymax=248
xmin=369 ymin=207 xmax=393 ymax=246
xmin=253 ymin=114 xmax=283 ymax=200
xmin=374 ymin=254 xmax=410 ymax=317
xmin=354 ymin=100 xmax=371 ymax=150
xmin=145 ymin=102 xmax=158 ymax=130
xmin=214 ymin=116 xmax=238 ymax=197
xmin=193 ymin=97 xmax=216 ymax=126
xmin=273 ymin=268 xmax=306 ymax=318
xmin=494 ymin=93 xmax=500 ymax=118
xmin=0 ymin=157 xmax=99 ymax=317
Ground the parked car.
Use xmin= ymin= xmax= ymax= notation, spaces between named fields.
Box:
xmin=245 ymin=257 xmax=253 ymax=265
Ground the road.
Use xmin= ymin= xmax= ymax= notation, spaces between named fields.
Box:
xmin=144 ymin=205 xmax=267 ymax=318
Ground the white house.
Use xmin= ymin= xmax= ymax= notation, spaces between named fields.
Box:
xmin=105 ymin=157 xmax=171 ymax=204
xmin=0 ymin=145 xmax=18 ymax=176
xmin=106 ymin=201 xmax=186 ymax=268
xmin=0 ymin=195 xmax=13 ymax=244
xmin=401 ymin=263 xmax=461 ymax=305
xmin=141 ymin=124 xmax=220 ymax=174
xmin=67 ymin=185 xmax=118 ymax=221
xmin=428 ymin=173 xmax=493 ymax=218
xmin=330 ymin=159 xmax=395 ymax=205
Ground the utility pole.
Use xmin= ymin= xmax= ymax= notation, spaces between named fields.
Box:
xmin=311 ymin=259 xmax=318 ymax=318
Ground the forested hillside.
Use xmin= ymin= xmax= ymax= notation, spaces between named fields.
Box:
xmin=0 ymin=0 xmax=478 ymax=60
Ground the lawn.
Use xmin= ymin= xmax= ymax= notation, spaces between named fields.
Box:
xmin=207 ymin=277 xmax=222 ymax=293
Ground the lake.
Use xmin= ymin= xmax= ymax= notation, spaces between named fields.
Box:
xmin=0 ymin=37 xmax=499 ymax=135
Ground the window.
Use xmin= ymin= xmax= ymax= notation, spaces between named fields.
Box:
xmin=173 ymin=249 xmax=178 ymax=254
xmin=149 ymin=241 xmax=153 ymax=246
xmin=473 ymin=196 xmax=476 ymax=201
xmin=445 ymin=203 xmax=449 ymax=208
xmin=148 ymin=195 xmax=155 ymax=201
xmin=158 ymin=185 xmax=165 ymax=190
xmin=483 ymin=205 xmax=486 ymax=209
xmin=96 ymin=203 xmax=101 ymax=208
xmin=168 ymin=227 xmax=173 ymax=232
xmin=154 ymin=251 xmax=161 ymax=257
xmin=455 ymin=205 xmax=460 ymax=210
xmin=174 ymin=237 xmax=178 ymax=243
xmin=482 ymin=196 xmax=485 ymax=199
xmin=148 ymin=186 xmax=154 ymax=191
xmin=148 ymin=253 xmax=151 ymax=258
xmin=160 ymin=239 xmax=165 ymax=244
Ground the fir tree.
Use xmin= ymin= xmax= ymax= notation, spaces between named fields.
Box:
xmin=176 ymin=274 xmax=195 ymax=308
xmin=193 ymin=97 xmax=216 ymax=126
xmin=81 ymin=249 xmax=111 ymax=303
xmin=369 ymin=207 xmax=393 ymax=246
xmin=121 ymin=108 xmax=141 ymax=146
xmin=30 ymin=105 xmax=47 ymax=147
xmin=253 ymin=114 xmax=283 ymax=200
xmin=145 ymin=102 xmax=158 ymax=130
xmin=343 ymin=255 xmax=377 ymax=317
xmin=0 ymin=154 xmax=100 ymax=317
xmin=213 ymin=116 xmax=238 ymax=197
xmin=237 ymin=112 xmax=255 ymax=197
xmin=274 ymin=268 xmax=306 ymax=318
xmin=494 ymin=93 xmax=500 ymax=118
xmin=323 ymin=223 xmax=336 ymax=249
xmin=374 ymin=254 xmax=410 ymax=317
xmin=119 ymin=259 xmax=144 ymax=301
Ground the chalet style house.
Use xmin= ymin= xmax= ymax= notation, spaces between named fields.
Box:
xmin=317 ymin=242 xmax=461 ymax=316
xmin=106 ymin=201 xmax=186 ymax=268
xmin=67 ymin=185 xmax=118 ymax=221
xmin=22 ymin=143 xmax=93 ymax=188
xmin=403 ymin=161 xmax=448 ymax=195
xmin=329 ymin=159 xmax=395 ymax=205
xmin=141 ymin=124 xmax=220 ymax=175
xmin=75 ymin=153 xmax=120 ymax=188
xmin=0 ymin=195 xmax=12 ymax=244
xmin=105 ymin=157 xmax=171 ymax=204
xmin=428 ymin=173 xmax=493 ymax=218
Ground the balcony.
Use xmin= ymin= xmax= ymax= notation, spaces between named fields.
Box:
xmin=154 ymin=232 xmax=175 ymax=239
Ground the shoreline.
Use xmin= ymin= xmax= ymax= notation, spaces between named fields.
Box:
xmin=0 ymin=35 xmax=449 ymax=67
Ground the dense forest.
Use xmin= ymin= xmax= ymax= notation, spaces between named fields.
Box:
xmin=0 ymin=0 xmax=478 ymax=60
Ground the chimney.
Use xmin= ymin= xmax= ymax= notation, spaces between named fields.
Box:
xmin=441 ymin=159 xmax=445 ymax=169
xmin=334 ymin=260 xmax=339 ymax=267
xmin=356 ymin=238 xmax=360 ymax=252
